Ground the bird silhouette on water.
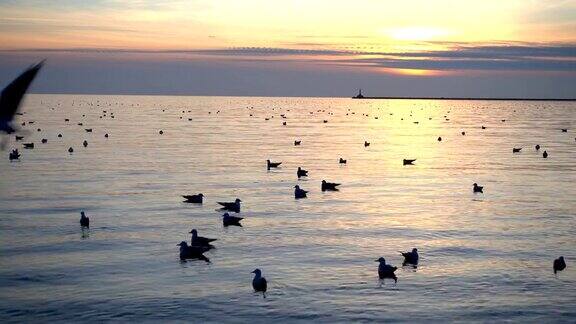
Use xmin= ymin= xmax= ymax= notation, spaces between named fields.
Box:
xmin=267 ymin=159 xmax=282 ymax=170
xmin=80 ymin=211 xmax=89 ymax=228
xmin=189 ymin=229 xmax=217 ymax=248
xmin=438 ymin=137 xmax=442 ymax=142
xmin=339 ymin=157 xmax=347 ymax=164
xmin=178 ymin=242 xmax=210 ymax=262
xmin=15 ymin=135 xmax=23 ymax=141
xmin=218 ymin=198 xmax=241 ymax=213
xmin=41 ymin=138 xmax=47 ymax=143
xmin=9 ymin=149 xmax=20 ymax=160
xmin=252 ymin=269 xmax=268 ymax=297
xmin=294 ymin=140 xmax=301 ymax=146
xmin=297 ymin=167 xmax=308 ymax=178
xmin=83 ymin=140 xmax=88 ymax=147
xmin=364 ymin=141 xmax=370 ymax=147
xmin=223 ymin=212 xmax=243 ymax=227
xmin=512 ymin=148 xmax=522 ymax=153
xmin=182 ymin=193 xmax=203 ymax=203
xmin=543 ymin=151 xmax=548 ymax=158
xmin=68 ymin=147 xmax=74 ymax=153
xmin=400 ymin=248 xmax=419 ymax=265
xmin=376 ymin=257 xmax=398 ymax=284
xmin=553 ymin=256 xmax=566 ymax=274
xmin=473 ymin=183 xmax=483 ymax=193
xmin=403 ymin=159 xmax=416 ymax=165
xmin=321 ymin=180 xmax=340 ymax=191
xmin=0 ymin=60 xmax=44 ymax=138
xmin=535 ymin=144 xmax=540 ymax=151
xmin=294 ymin=185 xmax=308 ymax=199
xmin=23 ymin=143 xmax=34 ymax=149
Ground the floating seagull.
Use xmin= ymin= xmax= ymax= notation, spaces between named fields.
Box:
xmin=512 ymin=148 xmax=522 ymax=153
xmin=83 ymin=140 xmax=88 ymax=147
xmin=294 ymin=185 xmax=308 ymax=199
xmin=159 ymin=130 xmax=164 ymax=135
xmin=481 ymin=126 xmax=486 ymax=129
xmin=223 ymin=212 xmax=243 ymax=227
xmin=461 ymin=131 xmax=466 ymax=135
xmin=80 ymin=211 xmax=89 ymax=228
xmin=41 ymin=138 xmax=47 ymax=143
xmin=251 ymin=269 xmax=268 ymax=297
xmin=561 ymin=129 xmax=567 ymax=132
xmin=339 ymin=158 xmax=347 ymax=164
xmin=189 ymin=229 xmax=217 ymax=247
xmin=553 ymin=256 xmax=566 ymax=274
xmin=182 ymin=193 xmax=203 ymax=203
xmin=23 ymin=143 xmax=34 ymax=149
xmin=535 ymin=144 xmax=540 ymax=151
xmin=437 ymin=137 xmax=442 ymax=142
xmin=58 ymin=134 xmax=62 ymax=138
xmin=473 ymin=183 xmax=483 ymax=193
xmin=0 ymin=60 xmax=44 ymax=138
xmin=543 ymin=151 xmax=548 ymax=158
xmin=400 ymin=248 xmax=419 ymax=265
xmin=85 ymin=128 xmax=92 ymax=132
xmin=218 ymin=198 xmax=242 ymax=212
xmin=403 ymin=159 xmax=416 ymax=166
xmin=321 ymin=180 xmax=340 ymax=191
xmin=294 ymin=140 xmax=301 ymax=146
xmin=177 ymin=241 xmax=210 ymax=262
xmin=297 ymin=167 xmax=308 ymax=178
xmin=68 ymin=147 xmax=74 ymax=153
xmin=267 ymin=159 xmax=282 ymax=170
xmin=104 ymin=134 xmax=109 ymax=138
xmin=15 ymin=135 xmax=23 ymax=141
xmin=364 ymin=141 xmax=370 ymax=147
xmin=9 ymin=149 xmax=20 ymax=160
xmin=376 ymin=257 xmax=398 ymax=283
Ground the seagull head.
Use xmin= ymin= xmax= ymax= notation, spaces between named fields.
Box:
xmin=189 ymin=229 xmax=197 ymax=236
xmin=412 ymin=248 xmax=418 ymax=253
xmin=375 ymin=257 xmax=386 ymax=263
xmin=235 ymin=198 xmax=242 ymax=203
xmin=251 ymin=269 xmax=262 ymax=276
xmin=198 ymin=193 xmax=204 ymax=197
xmin=473 ymin=183 xmax=478 ymax=187
xmin=222 ymin=212 xmax=230 ymax=218
xmin=322 ymin=180 xmax=326 ymax=184
xmin=177 ymin=241 xmax=188 ymax=247
xmin=294 ymin=185 xmax=300 ymax=189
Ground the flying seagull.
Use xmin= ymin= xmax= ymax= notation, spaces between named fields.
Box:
xmin=0 ymin=60 xmax=44 ymax=139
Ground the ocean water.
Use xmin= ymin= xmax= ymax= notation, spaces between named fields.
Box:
xmin=1 ymin=95 xmax=575 ymax=323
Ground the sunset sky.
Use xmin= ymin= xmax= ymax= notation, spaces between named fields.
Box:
xmin=0 ymin=0 xmax=575 ymax=97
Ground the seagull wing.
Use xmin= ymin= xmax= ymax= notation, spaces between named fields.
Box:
xmin=0 ymin=61 xmax=44 ymax=123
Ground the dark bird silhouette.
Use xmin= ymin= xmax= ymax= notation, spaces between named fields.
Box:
xmin=543 ymin=151 xmax=548 ymax=158
xmin=297 ymin=167 xmax=308 ymax=178
xmin=0 ymin=60 xmax=44 ymax=136
xmin=159 ymin=130 xmax=164 ymax=135
xmin=553 ymin=256 xmax=566 ymax=274
xmin=15 ymin=135 xmax=23 ymax=141
xmin=400 ymin=248 xmax=419 ymax=265
xmin=481 ymin=126 xmax=486 ymax=129
xmin=80 ymin=211 xmax=89 ymax=228
xmin=251 ymin=269 xmax=268 ymax=297
xmin=83 ymin=140 xmax=88 ymax=147
xmin=339 ymin=157 xmax=347 ymax=164
xmin=41 ymin=138 xmax=47 ymax=143
xmin=9 ymin=149 xmax=20 ymax=160
xmin=403 ymin=159 xmax=416 ymax=165
xmin=58 ymin=134 xmax=62 ymax=138
xmin=178 ymin=241 xmax=210 ymax=262
xmin=218 ymin=198 xmax=241 ymax=212
xmin=438 ymin=137 xmax=442 ymax=142
xmin=68 ymin=147 xmax=74 ymax=153
xmin=294 ymin=140 xmax=301 ymax=146
xmin=189 ymin=229 xmax=217 ymax=247
xmin=561 ymin=129 xmax=567 ymax=132
xmin=267 ymin=159 xmax=282 ymax=170
xmin=23 ymin=143 xmax=34 ymax=149
xmin=376 ymin=257 xmax=398 ymax=283
xmin=223 ymin=212 xmax=243 ymax=227
xmin=85 ymin=128 xmax=92 ymax=132
xmin=512 ymin=148 xmax=522 ymax=153
xmin=461 ymin=131 xmax=466 ymax=135
xmin=322 ymin=180 xmax=340 ymax=191
xmin=104 ymin=133 xmax=109 ymax=138
xmin=182 ymin=193 xmax=203 ymax=203
xmin=535 ymin=144 xmax=540 ymax=151
xmin=294 ymin=185 xmax=308 ymax=199
xmin=473 ymin=183 xmax=483 ymax=193
xmin=364 ymin=141 xmax=370 ymax=147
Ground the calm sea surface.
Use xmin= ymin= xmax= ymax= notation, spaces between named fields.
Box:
xmin=1 ymin=95 xmax=575 ymax=322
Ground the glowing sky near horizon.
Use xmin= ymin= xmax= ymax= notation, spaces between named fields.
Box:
xmin=0 ymin=0 xmax=575 ymax=97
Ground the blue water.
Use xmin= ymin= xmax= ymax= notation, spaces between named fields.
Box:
xmin=1 ymin=95 xmax=575 ymax=322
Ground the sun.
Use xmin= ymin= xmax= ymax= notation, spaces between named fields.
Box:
xmin=387 ymin=27 xmax=450 ymax=41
